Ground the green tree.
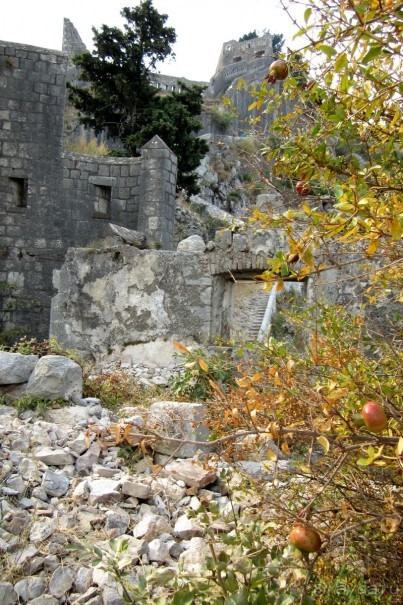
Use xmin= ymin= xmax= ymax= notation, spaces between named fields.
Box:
xmin=67 ymin=1 xmax=207 ymax=194
xmin=239 ymin=30 xmax=258 ymax=42
xmin=134 ymin=82 xmax=208 ymax=193
xmin=272 ymin=32 xmax=285 ymax=57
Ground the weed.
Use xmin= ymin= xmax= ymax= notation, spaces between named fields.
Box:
xmin=64 ymin=136 xmax=109 ymax=156
xmin=14 ymin=396 xmax=67 ymax=417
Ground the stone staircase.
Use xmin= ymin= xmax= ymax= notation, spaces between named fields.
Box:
xmin=242 ymin=291 xmax=272 ymax=341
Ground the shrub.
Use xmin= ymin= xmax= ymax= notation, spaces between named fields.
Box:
xmin=63 ymin=136 xmax=109 ymax=156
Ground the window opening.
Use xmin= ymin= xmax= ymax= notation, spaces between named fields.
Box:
xmin=93 ymin=185 xmax=111 ymax=218
xmin=9 ymin=177 xmax=28 ymax=208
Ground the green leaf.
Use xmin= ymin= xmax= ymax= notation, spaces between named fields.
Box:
xmin=361 ymin=44 xmax=382 ymax=65
xmin=318 ymin=44 xmax=337 ymax=59
xmin=304 ymin=7 xmax=312 ymax=24
xmin=334 ymin=53 xmax=348 ymax=72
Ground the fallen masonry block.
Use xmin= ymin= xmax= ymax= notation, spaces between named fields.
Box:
xmin=148 ymin=401 xmax=211 ymax=458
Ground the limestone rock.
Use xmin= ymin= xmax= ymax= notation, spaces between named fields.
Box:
xmin=0 ymin=352 xmax=38 ymax=385
xmin=75 ymin=443 xmax=101 ymax=472
xmin=49 ymin=566 xmax=75 ymax=599
xmin=28 ymin=597 xmax=59 ymax=605
xmin=132 ymin=513 xmax=171 ymax=540
xmin=147 ymin=538 xmax=171 ymax=564
xmin=148 ymin=401 xmax=210 ymax=458
xmin=14 ymin=576 xmax=46 ymax=602
xmin=41 ymin=469 xmax=70 ymax=497
xmin=35 ymin=447 xmax=74 ymax=466
xmin=121 ymin=479 xmax=152 ymax=500
xmin=164 ymin=460 xmax=217 ymax=489
xmin=109 ymin=224 xmax=146 ymax=248
xmin=30 ymin=520 xmax=54 ymax=543
xmin=173 ymin=515 xmax=205 ymax=539
xmin=0 ymin=582 xmax=18 ymax=605
xmin=74 ymin=567 xmax=93 ymax=593
xmin=88 ymin=479 xmax=121 ymax=505
xmin=177 ymin=234 xmax=206 ymax=253
xmin=178 ymin=537 xmax=210 ymax=573
xmin=26 ymin=355 xmax=83 ymax=402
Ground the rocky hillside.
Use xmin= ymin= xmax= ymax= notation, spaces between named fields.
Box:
xmin=0 ymin=351 xmax=299 ymax=605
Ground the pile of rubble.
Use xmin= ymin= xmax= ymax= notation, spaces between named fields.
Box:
xmin=0 ymin=351 xmax=289 ymax=605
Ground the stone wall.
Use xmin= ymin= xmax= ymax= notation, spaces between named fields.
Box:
xmin=0 ymin=42 xmax=68 ymax=341
xmin=0 ymin=40 xmax=178 ymax=341
xmin=50 ymin=228 xmax=289 ymax=364
xmin=51 ymin=247 xmax=213 ymax=364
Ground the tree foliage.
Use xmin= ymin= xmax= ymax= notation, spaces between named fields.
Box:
xmin=272 ymin=33 xmax=285 ymax=57
xmin=67 ymin=0 xmax=207 ymax=194
xmin=198 ymin=0 xmax=403 ymax=600
xmin=239 ymin=30 xmax=259 ymax=42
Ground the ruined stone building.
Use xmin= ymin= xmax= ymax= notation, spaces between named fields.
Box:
xmin=0 ymin=35 xmax=177 ymax=340
xmin=0 ymin=19 xmax=289 ymax=344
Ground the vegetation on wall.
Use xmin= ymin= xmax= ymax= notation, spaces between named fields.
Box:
xmin=67 ymin=0 xmax=207 ymax=194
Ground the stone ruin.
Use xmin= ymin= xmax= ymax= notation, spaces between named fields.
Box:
xmin=0 ymin=21 xmax=388 ymax=366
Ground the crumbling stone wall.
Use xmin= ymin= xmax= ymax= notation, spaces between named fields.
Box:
xmin=51 ymin=246 xmax=213 ymax=363
xmin=0 ymin=40 xmax=177 ymax=341
xmin=50 ymin=228 xmax=289 ymax=364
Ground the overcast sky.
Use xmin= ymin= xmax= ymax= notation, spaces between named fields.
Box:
xmin=0 ymin=0 xmax=304 ymax=81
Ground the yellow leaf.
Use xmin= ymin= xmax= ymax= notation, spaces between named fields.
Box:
xmin=317 ymin=436 xmax=330 ymax=455
xmin=251 ymin=373 xmax=264 ymax=383
xmin=267 ymin=448 xmax=278 ymax=461
xmin=208 ymin=379 xmax=225 ymax=396
xmin=396 ymin=437 xmax=403 ymax=457
xmin=325 ymin=388 xmax=348 ymax=402
xmin=366 ymin=239 xmax=380 ymax=255
xmin=286 ymin=359 xmax=295 ymax=372
xmin=391 ymin=217 xmax=402 ymax=241
xmin=281 ymin=441 xmax=291 ymax=455
xmin=276 ymin=279 xmax=284 ymax=292
xmin=269 ymin=422 xmax=280 ymax=439
xmin=173 ymin=341 xmax=191 ymax=354
xmin=198 ymin=358 xmax=209 ymax=372
xmin=380 ymin=516 xmax=401 ymax=533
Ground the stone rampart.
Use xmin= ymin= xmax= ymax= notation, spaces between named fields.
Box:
xmin=0 ymin=41 xmax=177 ymax=341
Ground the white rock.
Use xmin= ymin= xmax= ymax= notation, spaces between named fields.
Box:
xmin=178 ymin=537 xmax=210 ymax=573
xmin=26 ymin=355 xmax=82 ymax=402
xmin=120 ymin=480 xmax=152 ymax=500
xmin=5 ymin=475 xmax=25 ymax=495
xmin=173 ymin=515 xmax=205 ymax=540
xmin=49 ymin=566 xmax=75 ymax=598
xmin=147 ymin=538 xmax=171 ymax=564
xmin=132 ymin=514 xmax=172 ymax=540
xmin=74 ymin=567 xmax=93 ymax=593
xmin=164 ymin=460 xmax=217 ymax=488
xmin=177 ymin=234 xmax=206 ymax=253
xmin=88 ymin=479 xmax=121 ymax=505
xmin=41 ymin=470 xmax=70 ymax=497
xmin=148 ymin=401 xmax=210 ymax=458
xmin=28 ymin=597 xmax=59 ymax=605
xmin=35 ymin=447 xmax=74 ymax=466
xmin=75 ymin=443 xmax=101 ymax=471
xmin=14 ymin=576 xmax=46 ymax=602
xmin=30 ymin=520 xmax=54 ymax=543
xmin=0 ymin=582 xmax=18 ymax=605
xmin=0 ymin=352 xmax=38 ymax=385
